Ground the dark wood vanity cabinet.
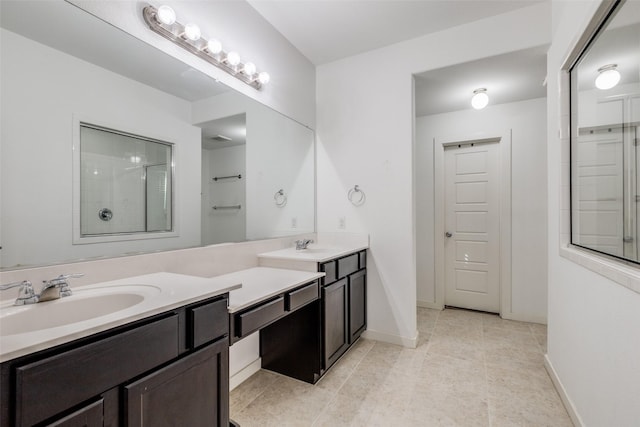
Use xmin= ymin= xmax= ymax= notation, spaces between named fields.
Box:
xmin=46 ymin=399 xmax=104 ymax=427
xmin=348 ymin=269 xmax=367 ymax=342
xmin=0 ymin=294 xmax=230 ymax=427
xmin=322 ymin=278 xmax=350 ymax=368
xmin=320 ymin=250 xmax=367 ymax=371
xmin=124 ymin=338 xmax=228 ymax=427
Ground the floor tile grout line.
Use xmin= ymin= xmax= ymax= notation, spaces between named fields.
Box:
xmin=230 ymin=373 xmax=280 ymax=416
xmin=310 ymin=340 xmax=376 ymax=427
xmin=482 ymin=312 xmax=494 ymax=427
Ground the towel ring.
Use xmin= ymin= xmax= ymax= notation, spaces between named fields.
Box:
xmin=348 ymin=185 xmax=366 ymax=206
xmin=274 ymin=189 xmax=287 ymax=207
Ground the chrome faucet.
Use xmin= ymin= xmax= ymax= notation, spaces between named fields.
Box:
xmin=295 ymin=239 xmax=314 ymax=250
xmin=0 ymin=280 xmax=39 ymax=305
xmin=1 ymin=274 xmax=84 ymax=305
xmin=40 ymin=274 xmax=84 ymax=302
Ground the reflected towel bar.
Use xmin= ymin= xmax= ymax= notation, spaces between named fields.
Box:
xmin=213 ymin=174 xmax=242 ymax=181
xmin=212 ymin=205 xmax=242 ymax=210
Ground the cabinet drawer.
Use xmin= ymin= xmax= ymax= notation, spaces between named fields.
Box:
xmin=359 ymin=251 xmax=366 ymax=269
xmin=338 ymin=254 xmax=359 ymax=278
xmin=15 ymin=315 xmax=179 ymax=427
xmin=320 ymin=261 xmax=337 ymax=284
xmin=287 ymin=281 xmax=319 ymax=312
xmin=237 ymin=297 xmax=285 ymax=337
xmin=46 ymin=398 xmax=103 ymax=427
xmin=191 ymin=297 xmax=229 ymax=348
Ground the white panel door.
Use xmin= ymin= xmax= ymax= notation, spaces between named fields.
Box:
xmin=573 ymin=101 xmax=624 ymax=257
xmin=444 ymin=142 xmax=500 ymax=313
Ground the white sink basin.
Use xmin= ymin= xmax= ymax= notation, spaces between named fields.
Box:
xmin=0 ymin=285 xmax=160 ymax=336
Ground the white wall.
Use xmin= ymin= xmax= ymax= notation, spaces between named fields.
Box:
xmin=0 ymin=29 xmax=201 ymax=268
xmin=69 ymin=0 xmax=316 ymax=129
xmin=316 ymin=3 xmax=551 ymax=346
xmin=193 ymin=92 xmax=315 ymax=241
xmin=416 ymin=98 xmax=548 ymax=322
xmin=546 ymin=0 xmax=640 ymax=425
xmin=202 ymin=145 xmax=247 ymax=245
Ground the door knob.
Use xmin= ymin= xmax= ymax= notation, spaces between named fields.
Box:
xmin=445 ymin=232 xmax=453 ymax=238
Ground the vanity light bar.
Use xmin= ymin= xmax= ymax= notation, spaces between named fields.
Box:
xmin=142 ymin=5 xmax=270 ymax=90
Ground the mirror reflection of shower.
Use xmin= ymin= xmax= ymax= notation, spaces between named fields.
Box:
xmin=79 ymin=124 xmax=173 ymax=236
xmin=199 ymin=113 xmax=247 ymax=245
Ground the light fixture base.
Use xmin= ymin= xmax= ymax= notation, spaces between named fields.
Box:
xmin=143 ymin=5 xmax=264 ymax=90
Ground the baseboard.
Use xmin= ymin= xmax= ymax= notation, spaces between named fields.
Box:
xmin=417 ymin=300 xmax=443 ymax=310
xmin=501 ymin=311 xmax=547 ymax=325
xmin=229 ymin=358 xmax=262 ymax=391
xmin=544 ymin=354 xmax=583 ymax=427
xmin=361 ymin=329 xmax=418 ymax=348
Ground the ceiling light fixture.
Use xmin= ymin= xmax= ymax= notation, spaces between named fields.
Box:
xmin=143 ymin=4 xmax=270 ymax=90
xmin=471 ymin=88 xmax=489 ymax=110
xmin=595 ymin=64 xmax=620 ymax=90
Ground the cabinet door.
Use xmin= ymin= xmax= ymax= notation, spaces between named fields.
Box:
xmin=46 ymin=399 xmax=103 ymax=427
xmin=124 ymin=339 xmax=229 ymax=427
xmin=322 ymin=278 xmax=349 ymax=369
xmin=349 ymin=270 xmax=367 ymax=343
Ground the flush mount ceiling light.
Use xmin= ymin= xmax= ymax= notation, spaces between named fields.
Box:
xmin=595 ymin=64 xmax=620 ymax=90
xmin=142 ymin=4 xmax=270 ymax=90
xmin=471 ymin=88 xmax=489 ymax=110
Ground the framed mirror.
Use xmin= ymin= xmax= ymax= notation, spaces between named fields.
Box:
xmin=570 ymin=0 xmax=640 ymax=263
xmin=0 ymin=0 xmax=315 ymax=270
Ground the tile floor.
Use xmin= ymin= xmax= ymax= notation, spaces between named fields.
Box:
xmin=230 ymin=307 xmax=572 ymax=426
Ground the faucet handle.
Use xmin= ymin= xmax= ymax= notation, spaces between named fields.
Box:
xmin=50 ymin=273 xmax=84 ymax=284
xmin=44 ymin=273 xmax=84 ymax=297
xmin=0 ymin=280 xmax=38 ymax=305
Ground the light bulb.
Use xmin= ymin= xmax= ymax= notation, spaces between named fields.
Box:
xmin=226 ymin=51 xmax=240 ymax=66
xmin=184 ymin=23 xmax=201 ymax=41
xmin=471 ymin=88 xmax=488 ymax=110
xmin=258 ymin=72 xmax=270 ymax=85
xmin=243 ymin=62 xmax=256 ymax=76
xmin=207 ymin=39 xmax=223 ymax=55
xmin=595 ymin=64 xmax=620 ymax=90
xmin=156 ymin=5 xmax=176 ymax=25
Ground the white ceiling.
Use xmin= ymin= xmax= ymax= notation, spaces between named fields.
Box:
xmin=247 ymin=0 xmax=546 ymax=65
xmin=414 ymin=45 xmax=548 ymax=116
xmin=2 ymin=0 xmax=555 ymax=119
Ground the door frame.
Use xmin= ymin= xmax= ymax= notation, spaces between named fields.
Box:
xmin=434 ymin=131 xmax=512 ymax=317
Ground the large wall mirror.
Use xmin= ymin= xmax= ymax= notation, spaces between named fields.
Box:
xmin=570 ymin=0 xmax=640 ymax=262
xmin=0 ymin=0 xmax=315 ymax=270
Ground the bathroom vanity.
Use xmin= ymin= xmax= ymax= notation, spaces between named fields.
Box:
xmin=0 ymin=241 xmax=368 ymax=426
xmin=258 ymin=246 xmax=368 ymax=380
xmin=0 ymin=274 xmax=240 ymax=427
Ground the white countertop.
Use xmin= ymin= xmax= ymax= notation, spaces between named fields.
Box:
xmin=258 ymin=245 xmax=367 ymax=263
xmin=224 ymin=267 xmax=325 ymax=313
xmin=0 ymin=272 xmax=241 ymax=363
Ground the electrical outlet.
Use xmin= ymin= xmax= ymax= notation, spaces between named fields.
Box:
xmin=338 ymin=216 xmax=346 ymax=229
xmin=291 ymin=217 xmax=297 ymax=228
